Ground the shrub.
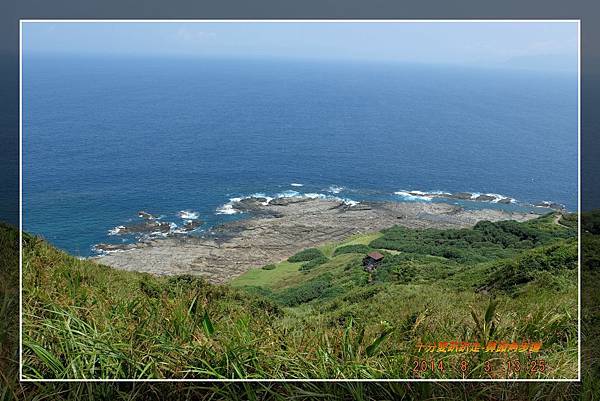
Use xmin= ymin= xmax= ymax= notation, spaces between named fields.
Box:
xmin=299 ymin=256 xmax=329 ymax=272
xmin=276 ymin=275 xmax=332 ymax=306
xmin=333 ymin=244 xmax=371 ymax=256
xmin=559 ymin=213 xmax=578 ymax=229
xmin=369 ymin=215 xmax=577 ymax=265
xmin=262 ymin=264 xmax=276 ymax=270
xmin=342 ymin=286 xmax=382 ymax=304
xmin=288 ymin=248 xmax=325 ymax=263
xmin=479 ymin=239 xmax=577 ymax=293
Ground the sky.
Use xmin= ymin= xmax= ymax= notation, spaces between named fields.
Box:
xmin=22 ymin=21 xmax=579 ymax=72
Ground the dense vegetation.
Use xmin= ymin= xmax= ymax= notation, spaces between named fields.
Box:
xmin=18 ymin=212 xmax=581 ymax=381
xmin=287 ymin=247 xmax=326 ymax=262
xmin=370 ymin=214 xmax=576 ymax=263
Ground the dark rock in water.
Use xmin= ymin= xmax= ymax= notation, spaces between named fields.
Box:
xmin=247 ymin=197 xmax=269 ymax=204
xmin=497 ymin=198 xmax=513 ymax=204
xmin=169 ymin=220 xmax=203 ymax=235
xmin=474 ymin=194 xmax=496 ymax=202
xmin=450 ymin=192 xmax=474 ymax=200
xmin=115 ymin=221 xmax=171 ymax=235
xmin=233 ymin=197 xmax=286 ymax=218
xmin=235 ymin=197 xmax=268 ymax=212
xmin=269 ymin=197 xmax=311 ymax=206
xmin=534 ymin=201 xmax=565 ymax=210
xmin=138 ymin=211 xmax=155 ymax=220
xmin=182 ymin=220 xmax=202 ymax=231
xmin=94 ymin=243 xmax=138 ymax=252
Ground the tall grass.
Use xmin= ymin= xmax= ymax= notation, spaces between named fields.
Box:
xmin=19 ymin=215 xmax=580 ymax=380
xmin=0 ymin=215 xmax=598 ymax=398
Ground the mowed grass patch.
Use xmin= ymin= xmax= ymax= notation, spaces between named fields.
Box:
xmin=232 ymin=232 xmax=382 ymax=290
xmin=230 ymin=260 xmax=303 ymax=289
xmin=240 ymin=253 xmax=359 ymax=291
xmin=317 ymin=232 xmax=383 ymax=258
xmin=341 ymin=231 xmax=383 ymax=247
xmin=262 ymin=255 xmax=354 ymax=290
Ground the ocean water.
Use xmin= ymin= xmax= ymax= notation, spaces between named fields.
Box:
xmin=22 ymin=56 xmax=578 ymax=256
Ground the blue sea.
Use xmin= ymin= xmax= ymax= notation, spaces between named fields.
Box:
xmin=22 ymin=56 xmax=578 ymax=256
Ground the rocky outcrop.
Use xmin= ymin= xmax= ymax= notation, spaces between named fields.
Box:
xmin=138 ymin=211 xmax=156 ymax=220
xmin=112 ymin=221 xmax=171 ymax=235
xmin=534 ymin=201 xmax=566 ymax=211
xmin=94 ymin=197 xmax=540 ymax=284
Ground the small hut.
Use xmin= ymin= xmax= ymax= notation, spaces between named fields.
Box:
xmin=363 ymin=251 xmax=384 ymax=272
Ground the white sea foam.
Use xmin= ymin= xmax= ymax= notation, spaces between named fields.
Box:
xmin=216 ymin=193 xmax=280 ymax=214
xmin=339 ymin=198 xmax=359 ymax=206
xmin=260 ymin=196 xmax=274 ymax=205
xmin=215 ymin=196 xmax=247 ymax=215
xmin=304 ymin=193 xmax=327 ymax=199
xmin=328 ymin=185 xmax=344 ymax=194
xmin=179 ymin=210 xmax=199 ymax=219
xmin=91 ymin=244 xmax=132 ymax=255
xmin=92 ymin=248 xmax=125 ymax=256
xmin=394 ymin=191 xmax=433 ymax=202
xmin=245 ymin=193 xmax=274 ymax=205
xmin=108 ymin=225 xmax=126 ymax=235
xmin=276 ymin=190 xmax=301 ymax=198
xmin=217 ymin=189 xmax=359 ymax=212
xmin=290 ymin=183 xmax=303 ymax=187
xmin=394 ymin=189 xmax=516 ymax=204
xmin=470 ymin=192 xmax=516 ymax=203
xmin=483 ymin=193 xmax=516 ymax=203
xmin=216 ymin=203 xmax=240 ymax=215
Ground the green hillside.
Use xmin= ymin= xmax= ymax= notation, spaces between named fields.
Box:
xmin=21 ymin=213 xmax=579 ymax=379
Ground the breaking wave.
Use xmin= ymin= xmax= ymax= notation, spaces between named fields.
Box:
xmin=394 ymin=191 xmax=434 ymax=202
xmin=179 ymin=210 xmax=199 ymax=219
xmin=108 ymin=225 xmax=126 ymax=235
xmin=394 ymin=189 xmax=516 ymax=204
xmin=216 ymin=201 xmax=242 ymax=215
xmin=327 ymin=185 xmax=344 ymax=194
xmin=214 ymin=190 xmax=359 ymax=215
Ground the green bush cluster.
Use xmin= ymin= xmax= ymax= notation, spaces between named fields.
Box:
xmin=333 ymin=244 xmax=371 ymax=256
xmin=276 ymin=275 xmax=333 ymax=306
xmin=370 ymin=216 xmax=576 ymax=264
xmin=559 ymin=212 xmax=578 ymax=229
xmin=480 ymin=239 xmax=577 ymax=293
xmin=288 ymin=248 xmax=325 ymax=263
xmin=299 ymin=256 xmax=329 ymax=272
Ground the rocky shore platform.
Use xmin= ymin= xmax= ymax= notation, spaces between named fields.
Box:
xmin=93 ymin=197 xmax=540 ymax=284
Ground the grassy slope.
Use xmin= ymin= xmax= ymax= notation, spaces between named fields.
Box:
xmin=0 ymin=222 xmax=19 ymax=401
xmin=1 ymin=212 xmax=599 ymax=398
xmin=20 ymin=212 xmax=581 ymax=380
